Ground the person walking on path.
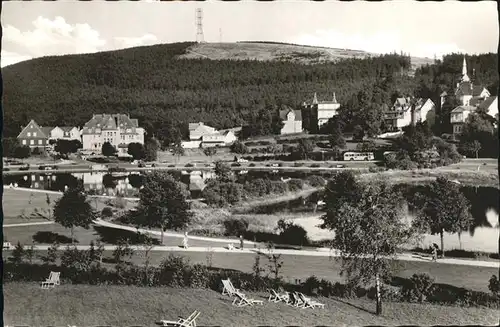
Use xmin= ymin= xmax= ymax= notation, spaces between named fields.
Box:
xmin=432 ymin=243 xmax=438 ymax=262
xmin=239 ymin=235 xmax=244 ymax=250
xmin=183 ymin=232 xmax=189 ymax=249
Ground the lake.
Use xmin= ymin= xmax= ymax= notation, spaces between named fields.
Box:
xmin=3 ymin=172 xmax=499 ymax=253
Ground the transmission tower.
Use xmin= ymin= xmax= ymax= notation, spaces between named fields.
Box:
xmin=195 ymin=8 xmax=205 ymax=43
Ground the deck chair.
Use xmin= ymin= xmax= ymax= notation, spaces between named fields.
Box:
xmin=232 ymin=292 xmax=264 ymax=307
xmin=290 ymin=292 xmax=305 ymax=308
xmin=268 ymin=289 xmax=289 ymax=303
xmin=41 ymin=271 xmax=61 ymax=289
xmin=160 ymin=310 xmax=200 ymax=327
xmin=298 ymin=292 xmax=325 ymax=309
xmin=221 ymin=279 xmax=243 ymax=297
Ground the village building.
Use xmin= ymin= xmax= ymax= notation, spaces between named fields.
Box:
xmin=17 ymin=120 xmax=80 ymax=150
xmin=48 ymin=126 xmax=81 ymax=141
xmin=384 ymin=98 xmax=436 ymax=131
xmin=302 ymin=92 xmax=341 ymax=130
xmin=81 ymin=114 xmax=145 ymax=156
xmin=450 ymin=57 xmax=498 ymax=135
xmin=279 ymin=108 xmax=303 ymax=135
xmin=183 ymin=122 xmax=239 ymax=148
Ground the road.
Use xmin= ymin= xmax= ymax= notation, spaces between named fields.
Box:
xmin=3 ymin=161 xmax=378 ymax=175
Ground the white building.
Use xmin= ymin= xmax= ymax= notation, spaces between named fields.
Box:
xmin=450 ymin=57 xmax=497 ymax=135
xmin=49 ymin=126 xmax=81 ymax=141
xmin=384 ymin=98 xmax=436 ymax=130
xmin=183 ymin=122 xmax=239 ymax=148
xmin=279 ymin=109 xmax=303 ymax=135
xmin=81 ymin=114 xmax=145 ymax=155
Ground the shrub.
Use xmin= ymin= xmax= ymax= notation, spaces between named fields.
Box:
xmin=9 ymin=242 xmax=25 ymax=264
xmin=307 ymin=175 xmax=325 ymax=187
xmin=101 ymin=206 xmax=114 ymax=218
xmin=223 ymin=218 xmax=249 ymax=236
xmin=402 ymin=273 xmax=435 ymax=302
xmin=244 ymin=178 xmax=271 ymax=197
xmin=230 ymin=141 xmax=249 ymax=154
xmin=276 ymin=219 xmax=309 ymax=246
xmin=293 ymin=162 xmax=304 ymax=167
xmin=269 ymin=181 xmax=288 ymax=194
xmin=157 ymin=254 xmax=192 ymax=287
xmin=40 ymin=242 xmax=59 ymax=264
xmin=488 ymin=275 xmax=500 ymax=296
xmin=287 ymin=178 xmax=304 ymax=192
xmin=310 ymin=163 xmax=320 ymax=168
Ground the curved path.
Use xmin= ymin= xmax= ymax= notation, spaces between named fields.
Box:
xmin=4 ymin=219 xmax=498 ymax=269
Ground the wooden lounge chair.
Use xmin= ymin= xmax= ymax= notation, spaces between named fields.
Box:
xmin=41 ymin=271 xmax=61 ymax=289
xmin=160 ymin=310 xmax=200 ymax=327
xmin=291 ymin=292 xmax=305 ymax=308
xmin=232 ymin=293 xmax=264 ymax=307
xmin=297 ymin=292 xmax=325 ymax=309
xmin=268 ymin=289 xmax=289 ymax=303
xmin=221 ymin=279 xmax=244 ymax=297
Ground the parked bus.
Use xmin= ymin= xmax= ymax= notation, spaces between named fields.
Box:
xmin=343 ymin=152 xmax=375 ymax=161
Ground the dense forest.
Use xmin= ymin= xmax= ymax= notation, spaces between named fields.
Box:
xmin=2 ymin=42 xmax=498 ymax=146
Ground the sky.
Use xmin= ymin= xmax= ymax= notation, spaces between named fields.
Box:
xmin=1 ymin=0 xmax=498 ymax=67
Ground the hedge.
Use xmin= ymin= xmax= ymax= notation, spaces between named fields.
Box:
xmin=4 ymin=259 xmax=499 ymax=309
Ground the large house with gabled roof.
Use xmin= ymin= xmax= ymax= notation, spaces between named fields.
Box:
xmin=279 ymin=108 xmax=303 ymax=135
xmin=17 ymin=120 xmax=80 ymax=150
xmin=302 ymin=92 xmax=341 ymax=130
xmin=81 ymin=114 xmax=145 ymax=155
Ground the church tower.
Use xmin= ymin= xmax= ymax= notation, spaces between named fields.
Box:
xmin=461 ymin=56 xmax=470 ymax=83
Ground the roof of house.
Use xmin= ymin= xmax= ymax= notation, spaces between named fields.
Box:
xmin=455 ymin=82 xmax=488 ymax=97
xmin=279 ymin=109 xmax=302 ymax=121
xmin=219 ymin=126 xmax=242 ymax=134
xmin=189 ymin=122 xmax=217 ymax=135
xmin=390 ymin=98 xmax=432 ymax=112
xmin=451 ymin=105 xmax=477 ymax=113
xmin=41 ymin=127 xmax=55 ymax=136
xmin=477 ymin=96 xmax=497 ymax=111
xmin=82 ymin=114 xmax=139 ymax=134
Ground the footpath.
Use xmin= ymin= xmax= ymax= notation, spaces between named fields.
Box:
xmin=4 ymin=218 xmax=498 ymax=269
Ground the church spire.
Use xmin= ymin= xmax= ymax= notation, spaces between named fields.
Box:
xmin=461 ymin=56 xmax=470 ymax=82
xmin=312 ymin=92 xmax=318 ymax=105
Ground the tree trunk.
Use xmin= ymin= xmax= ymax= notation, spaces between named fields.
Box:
xmin=458 ymin=231 xmax=462 ymax=250
xmin=375 ymin=273 xmax=382 ymax=315
xmin=71 ymin=227 xmax=75 ymax=244
xmin=160 ymin=228 xmax=164 ymax=244
xmin=475 ymin=151 xmax=478 ymax=159
xmin=440 ymin=229 xmax=445 ymax=258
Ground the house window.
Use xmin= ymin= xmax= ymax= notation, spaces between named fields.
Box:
xmin=31 ymin=175 xmax=36 ymax=181
xmin=22 ymin=140 xmax=27 ymax=145
xmin=38 ymin=140 xmax=42 ymax=145
xmin=30 ymin=125 xmax=33 ymax=128
xmin=30 ymin=140 xmax=34 ymax=145
xmin=40 ymin=176 xmax=44 ymax=181
xmin=33 ymin=132 xmax=37 ymax=137
xmin=27 ymin=132 xmax=31 ymax=137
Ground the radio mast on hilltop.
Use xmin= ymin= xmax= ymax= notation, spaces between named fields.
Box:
xmin=195 ymin=8 xmax=205 ymax=43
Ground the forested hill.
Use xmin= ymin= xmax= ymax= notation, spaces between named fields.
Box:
xmin=2 ymin=41 xmax=497 ymax=143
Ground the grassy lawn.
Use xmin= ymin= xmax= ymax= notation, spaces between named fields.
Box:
xmin=361 ymin=169 xmax=499 ymax=188
xmin=3 ymin=223 xmax=227 ymax=247
xmin=4 ymin=283 xmax=498 ymax=326
xmin=124 ymin=251 xmax=496 ymax=293
xmin=2 ymin=188 xmax=137 ymax=223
